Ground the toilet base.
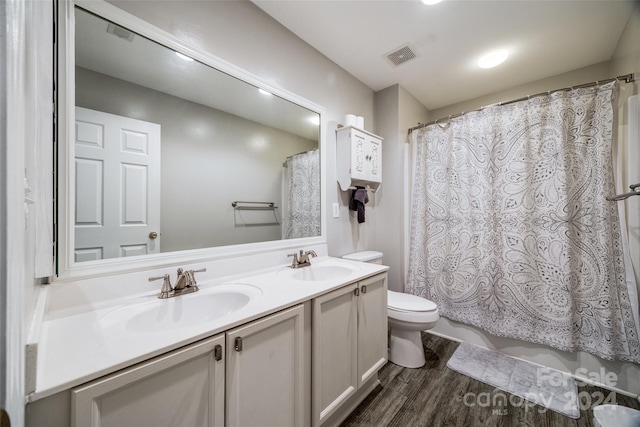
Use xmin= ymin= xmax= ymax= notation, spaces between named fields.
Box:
xmin=593 ymin=405 xmax=640 ymax=427
xmin=389 ymin=328 xmax=425 ymax=368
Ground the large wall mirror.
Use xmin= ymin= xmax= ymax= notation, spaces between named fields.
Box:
xmin=60 ymin=2 xmax=324 ymax=274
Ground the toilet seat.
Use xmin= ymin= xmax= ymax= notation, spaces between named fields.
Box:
xmin=388 ymin=308 xmax=439 ymax=324
xmin=387 ymin=291 xmax=439 ymax=324
xmin=388 ymin=291 xmax=437 ymax=312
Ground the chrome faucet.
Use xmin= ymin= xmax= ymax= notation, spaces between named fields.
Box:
xmin=149 ymin=267 xmax=206 ymax=299
xmin=288 ymin=249 xmax=317 ymax=268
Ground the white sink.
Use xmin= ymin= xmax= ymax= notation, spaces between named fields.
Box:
xmin=98 ymin=283 xmax=262 ymax=333
xmin=290 ymin=264 xmax=356 ymax=281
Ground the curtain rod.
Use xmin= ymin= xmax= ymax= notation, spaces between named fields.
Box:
xmin=285 ymin=147 xmax=318 ymax=160
xmin=282 ymin=148 xmax=318 ymax=167
xmin=407 ymin=73 xmax=635 ymax=135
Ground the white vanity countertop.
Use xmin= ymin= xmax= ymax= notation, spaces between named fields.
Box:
xmin=30 ymin=256 xmax=388 ymax=402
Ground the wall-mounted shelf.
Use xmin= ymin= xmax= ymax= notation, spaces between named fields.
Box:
xmin=336 ymin=126 xmax=383 ymax=192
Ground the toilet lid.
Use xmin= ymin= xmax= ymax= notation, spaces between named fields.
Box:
xmin=342 ymin=251 xmax=383 ymax=262
xmin=388 ymin=291 xmax=437 ymax=312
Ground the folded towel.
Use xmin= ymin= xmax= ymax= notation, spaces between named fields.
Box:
xmin=349 ymin=186 xmax=369 ymax=223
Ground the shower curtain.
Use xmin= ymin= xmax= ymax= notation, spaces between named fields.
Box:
xmin=406 ymin=81 xmax=640 ymax=363
xmin=283 ymin=150 xmax=320 ymax=239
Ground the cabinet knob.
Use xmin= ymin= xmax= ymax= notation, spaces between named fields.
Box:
xmin=362 ymin=285 xmax=367 ymax=294
xmin=354 ymin=288 xmax=360 ymax=296
xmin=214 ymin=344 xmax=223 ymax=361
xmin=234 ymin=337 xmax=243 ymax=352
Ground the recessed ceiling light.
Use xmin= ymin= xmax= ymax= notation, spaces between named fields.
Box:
xmin=258 ymin=88 xmax=272 ymax=96
xmin=175 ymin=52 xmax=194 ymax=62
xmin=420 ymin=0 xmax=443 ymax=5
xmin=477 ymin=49 xmax=509 ymax=69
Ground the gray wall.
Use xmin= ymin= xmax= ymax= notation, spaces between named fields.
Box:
xmin=373 ymin=85 xmax=429 ymax=291
xmin=107 ymin=0 xmax=378 ymax=258
xmin=76 ymin=67 xmax=316 ymax=253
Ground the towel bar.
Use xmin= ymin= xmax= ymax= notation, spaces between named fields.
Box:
xmin=606 ymin=183 xmax=640 ymax=201
xmin=231 ymin=201 xmax=278 ymax=210
xmin=348 ymin=185 xmax=377 ymax=193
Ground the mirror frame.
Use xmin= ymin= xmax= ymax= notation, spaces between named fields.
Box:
xmin=56 ymin=0 xmax=327 ymax=280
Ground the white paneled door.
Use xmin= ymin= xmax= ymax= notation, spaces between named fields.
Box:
xmin=74 ymin=107 xmax=161 ymax=262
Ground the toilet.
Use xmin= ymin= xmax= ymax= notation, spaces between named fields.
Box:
xmin=342 ymin=251 xmax=439 ymax=369
xmin=593 ymin=405 xmax=640 ymax=427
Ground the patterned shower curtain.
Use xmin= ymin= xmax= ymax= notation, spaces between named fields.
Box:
xmin=283 ymin=150 xmax=320 ymax=239
xmin=406 ymin=81 xmax=640 ymax=363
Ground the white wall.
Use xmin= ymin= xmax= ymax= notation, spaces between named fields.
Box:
xmin=107 ymin=0 xmax=378 ymax=258
xmin=2 ymin=0 xmax=52 ymax=425
xmin=76 ymin=68 xmax=316 ymax=253
xmin=611 ymin=4 xmax=640 ymax=290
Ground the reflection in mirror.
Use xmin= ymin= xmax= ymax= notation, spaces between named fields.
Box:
xmin=73 ymin=7 xmax=321 ymax=263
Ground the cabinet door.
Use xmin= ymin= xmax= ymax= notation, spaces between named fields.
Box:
xmin=312 ymin=283 xmax=358 ymax=427
xmin=357 ymin=274 xmax=388 ymax=387
xmin=336 ymin=127 xmax=384 ymax=191
xmin=365 ymin=137 xmax=382 ymax=183
xmin=72 ymin=334 xmax=225 ymax=427
xmin=351 ymin=132 xmax=368 ymax=181
xmin=226 ymin=305 xmax=306 ymax=427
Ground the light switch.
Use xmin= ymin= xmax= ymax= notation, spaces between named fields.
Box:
xmin=332 ymin=203 xmax=340 ymax=218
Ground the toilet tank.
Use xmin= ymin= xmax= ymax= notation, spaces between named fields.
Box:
xmin=342 ymin=251 xmax=383 ymax=264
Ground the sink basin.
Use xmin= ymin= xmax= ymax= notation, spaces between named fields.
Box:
xmin=98 ymin=284 xmax=262 ymax=333
xmin=290 ymin=264 xmax=355 ymax=281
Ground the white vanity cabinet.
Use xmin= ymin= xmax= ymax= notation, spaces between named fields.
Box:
xmin=72 ymin=334 xmax=226 ymax=427
xmin=27 ymin=269 xmax=390 ymax=427
xmin=69 ymin=304 xmax=309 ymax=427
xmin=312 ymin=273 xmax=388 ymax=427
xmin=226 ymin=304 xmax=308 ymax=427
xmin=336 ymin=126 xmax=383 ymax=191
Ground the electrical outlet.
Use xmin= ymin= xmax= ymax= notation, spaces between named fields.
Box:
xmin=332 ymin=203 xmax=340 ymax=218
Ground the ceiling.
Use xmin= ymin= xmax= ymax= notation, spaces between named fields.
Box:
xmin=75 ymin=7 xmax=320 ymax=140
xmin=253 ymin=0 xmax=637 ymax=111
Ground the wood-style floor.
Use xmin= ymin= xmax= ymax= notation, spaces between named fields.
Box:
xmin=342 ymin=333 xmax=640 ymax=427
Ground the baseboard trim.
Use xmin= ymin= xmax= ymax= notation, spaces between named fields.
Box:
xmin=319 ymin=376 xmax=380 ymax=427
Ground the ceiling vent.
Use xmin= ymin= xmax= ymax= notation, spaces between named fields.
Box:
xmin=385 ymin=44 xmax=418 ymax=66
xmin=106 ymin=23 xmax=135 ymax=42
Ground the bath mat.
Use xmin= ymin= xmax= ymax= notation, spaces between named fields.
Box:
xmin=447 ymin=342 xmax=580 ymax=419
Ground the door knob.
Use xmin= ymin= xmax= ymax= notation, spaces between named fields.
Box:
xmin=149 ymin=231 xmax=158 ymax=239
